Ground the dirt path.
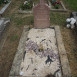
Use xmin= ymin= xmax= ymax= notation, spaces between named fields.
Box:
xmin=0 ymin=0 xmax=77 ymax=77
xmin=0 ymin=0 xmax=24 ymax=77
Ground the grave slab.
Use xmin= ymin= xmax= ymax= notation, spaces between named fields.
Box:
xmin=20 ymin=28 xmax=62 ymax=77
xmin=9 ymin=26 xmax=71 ymax=77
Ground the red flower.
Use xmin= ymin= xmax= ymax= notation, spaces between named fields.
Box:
xmin=54 ymin=1 xmax=61 ymax=6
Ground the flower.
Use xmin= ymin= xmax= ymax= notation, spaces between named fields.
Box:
xmin=54 ymin=1 xmax=61 ymax=5
xmin=24 ymin=1 xmax=27 ymax=5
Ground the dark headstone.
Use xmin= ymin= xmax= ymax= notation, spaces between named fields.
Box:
xmin=33 ymin=0 xmax=50 ymax=28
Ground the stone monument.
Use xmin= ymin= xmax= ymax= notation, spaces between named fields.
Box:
xmin=33 ymin=0 xmax=50 ymax=28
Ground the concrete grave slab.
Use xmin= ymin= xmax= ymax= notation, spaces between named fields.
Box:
xmin=9 ymin=26 xmax=71 ymax=77
xmin=20 ymin=28 xmax=62 ymax=77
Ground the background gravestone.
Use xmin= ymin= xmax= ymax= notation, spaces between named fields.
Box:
xmin=33 ymin=0 xmax=50 ymax=28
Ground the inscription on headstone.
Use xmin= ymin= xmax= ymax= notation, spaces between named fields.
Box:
xmin=33 ymin=0 xmax=50 ymax=28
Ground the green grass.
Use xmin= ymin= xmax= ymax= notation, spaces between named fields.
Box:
xmin=8 ymin=13 xmax=34 ymax=27
xmin=8 ymin=12 xmax=68 ymax=27
xmin=64 ymin=0 xmax=77 ymax=11
xmin=10 ymin=12 xmax=68 ymax=27
xmin=13 ymin=16 xmax=34 ymax=26
xmin=50 ymin=12 xmax=69 ymax=26
xmin=10 ymin=34 xmax=19 ymax=41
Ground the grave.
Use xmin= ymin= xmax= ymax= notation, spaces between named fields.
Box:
xmin=18 ymin=0 xmax=34 ymax=14
xmin=19 ymin=28 xmax=62 ymax=77
xmin=18 ymin=4 xmax=34 ymax=14
xmin=9 ymin=0 xmax=71 ymax=77
xmin=33 ymin=0 xmax=50 ymax=28
xmin=48 ymin=1 xmax=67 ymax=12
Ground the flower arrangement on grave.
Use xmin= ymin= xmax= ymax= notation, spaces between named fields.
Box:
xmin=20 ymin=0 xmax=33 ymax=10
xmin=0 ymin=0 xmax=9 ymax=5
xmin=26 ymin=40 xmax=59 ymax=59
xmin=39 ymin=44 xmax=44 ymax=52
xmin=50 ymin=0 xmax=61 ymax=9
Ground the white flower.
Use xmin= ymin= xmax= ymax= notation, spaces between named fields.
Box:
xmin=66 ymin=18 xmax=71 ymax=22
xmin=24 ymin=1 xmax=27 ymax=5
xmin=66 ymin=24 xmax=70 ymax=28
xmin=66 ymin=17 xmax=76 ymax=29
xmin=70 ymin=18 xmax=76 ymax=25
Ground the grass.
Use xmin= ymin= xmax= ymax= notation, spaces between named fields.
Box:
xmin=14 ymin=16 xmax=34 ymax=26
xmin=9 ymin=12 xmax=68 ymax=27
xmin=64 ymin=0 xmax=77 ymax=11
xmin=50 ymin=12 xmax=69 ymax=26
xmin=9 ymin=12 xmax=69 ymax=27
xmin=10 ymin=34 xmax=19 ymax=41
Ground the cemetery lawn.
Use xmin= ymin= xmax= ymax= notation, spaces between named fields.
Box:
xmin=63 ymin=0 xmax=77 ymax=11
xmin=0 ymin=0 xmax=77 ymax=77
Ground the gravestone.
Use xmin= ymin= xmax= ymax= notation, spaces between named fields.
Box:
xmin=33 ymin=0 xmax=50 ymax=28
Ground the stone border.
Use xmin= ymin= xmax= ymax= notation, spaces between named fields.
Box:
xmin=18 ymin=9 xmax=33 ymax=14
xmin=18 ymin=3 xmax=34 ymax=14
xmin=49 ymin=1 xmax=67 ymax=12
xmin=9 ymin=26 xmax=29 ymax=76
xmin=55 ymin=26 xmax=71 ymax=77
xmin=0 ymin=18 xmax=10 ymax=52
xmin=9 ymin=26 xmax=71 ymax=77
xmin=0 ymin=1 xmax=11 ymax=16
xmin=0 ymin=18 xmax=10 ymax=38
xmin=18 ymin=1 xmax=67 ymax=14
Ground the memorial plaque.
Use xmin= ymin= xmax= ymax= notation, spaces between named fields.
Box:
xmin=33 ymin=0 xmax=50 ymax=28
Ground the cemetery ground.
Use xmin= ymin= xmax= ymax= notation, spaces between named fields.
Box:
xmin=0 ymin=0 xmax=77 ymax=77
